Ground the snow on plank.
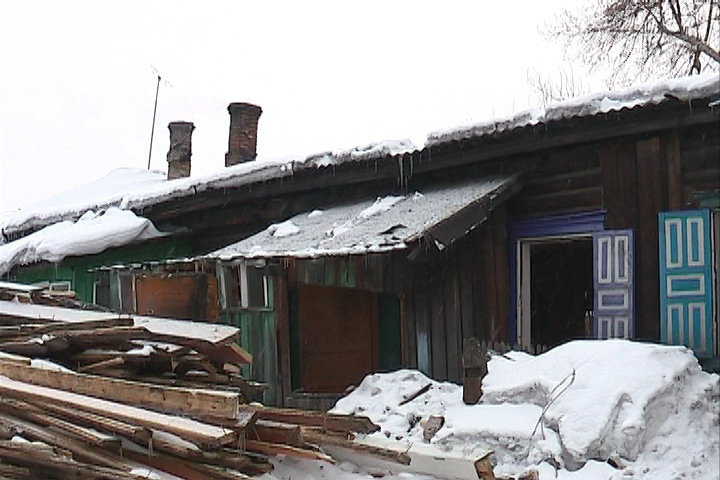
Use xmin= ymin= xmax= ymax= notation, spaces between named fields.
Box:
xmin=0 ymin=375 xmax=237 ymax=449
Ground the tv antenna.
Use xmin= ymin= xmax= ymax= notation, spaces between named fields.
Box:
xmin=147 ymin=66 xmax=173 ymax=170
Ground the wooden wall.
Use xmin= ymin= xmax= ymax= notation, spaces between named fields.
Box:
xmin=399 ymin=206 xmax=509 ymax=383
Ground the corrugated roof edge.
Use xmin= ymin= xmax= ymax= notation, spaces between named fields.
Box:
xmin=425 ymin=72 xmax=720 ymax=148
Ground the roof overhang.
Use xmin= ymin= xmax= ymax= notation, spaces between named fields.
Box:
xmin=206 ymin=174 xmax=520 ymax=262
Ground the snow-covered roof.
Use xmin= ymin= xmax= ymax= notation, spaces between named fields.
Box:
xmin=2 ymin=73 xmax=717 ymax=240
xmin=0 ymin=207 xmax=166 ymax=276
xmin=1 ymin=141 xmax=416 ymax=237
xmin=206 ymin=175 xmax=517 ymax=260
xmin=427 ymin=72 xmax=720 ymax=146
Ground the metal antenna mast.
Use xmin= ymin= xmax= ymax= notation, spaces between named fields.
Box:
xmin=147 ymin=73 xmax=161 ymax=170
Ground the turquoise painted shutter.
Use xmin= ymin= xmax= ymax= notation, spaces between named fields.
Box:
xmin=593 ymin=230 xmax=634 ymax=339
xmin=659 ymin=210 xmax=714 ymax=357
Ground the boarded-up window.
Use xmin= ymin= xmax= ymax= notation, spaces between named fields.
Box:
xmin=297 ymin=284 xmax=378 ymax=393
xmin=136 ymin=274 xmax=218 ymax=321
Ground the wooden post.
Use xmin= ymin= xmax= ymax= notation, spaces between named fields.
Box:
xmin=462 ymin=337 xmax=487 ymax=405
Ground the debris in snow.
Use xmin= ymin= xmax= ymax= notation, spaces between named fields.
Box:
xmin=0 ymin=207 xmax=166 ymax=276
xmin=267 ymin=220 xmax=300 ymax=238
xmin=332 ymin=341 xmax=720 ymax=480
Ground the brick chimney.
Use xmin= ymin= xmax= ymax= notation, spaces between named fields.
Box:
xmin=225 ymin=102 xmax=262 ymax=167
xmin=166 ymin=121 xmax=195 ymax=180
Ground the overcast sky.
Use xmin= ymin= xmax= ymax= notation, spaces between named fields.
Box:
xmin=0 ymin=0 xmax=593 ymax=214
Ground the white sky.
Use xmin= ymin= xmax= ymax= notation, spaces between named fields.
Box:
xmin=0 ymin=0 xmax=592 ymax=215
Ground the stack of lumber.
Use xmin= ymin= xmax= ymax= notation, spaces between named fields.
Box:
xmin=0 ymin=298 xmax=263 ymax=402
xmin=0 ymin=360 xmax=391 ymax=479
xmin=0 ymin=290 xmax=405 ymax=479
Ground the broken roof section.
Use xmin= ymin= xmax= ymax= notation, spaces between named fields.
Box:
xmin=207 ymin=175 xmax=519 ymax=260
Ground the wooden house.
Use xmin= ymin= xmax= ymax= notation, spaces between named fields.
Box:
xmin=201 ymin=75 xmax=720 ymax=408
xmin=2 ymin=75 xmax=718 ymax=409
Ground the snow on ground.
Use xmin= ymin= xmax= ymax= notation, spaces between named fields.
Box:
xmin=0 ymin=207 xmax=166 ymax=275
xmin=330 ymin=340 xmax=719 ymax=480
xmin=261 ymin=457 xmax=441 ymax=480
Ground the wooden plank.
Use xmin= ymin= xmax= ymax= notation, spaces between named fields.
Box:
xmin=274 ymin=270 xmax=292 ymax=405
xmin=0 ymin=360 xmax=241 ymax=420
xmin=429 ymin=273 xmax=447 ymax=381
xmin=479 ymin=221 xmax=499 ymax=341
xmin=413 ymin=275 xmax=432 ymax=375
xmin=444 ymin=261 xmax=462 ymax=383
xmin=0 ymin=442 xmax=137 ymax=480
xmin=459 ymin=252 xmax=475 ymax=342
xmin=77 ymin=356 xmax=126 ymax=373
xmin=665 ymin=131 xmax=684 ymax=210
xmin=635 ymin=137 xmax=664 ymax=340
xmin=0 ymin=412 xmax=130 ymax=471
xmin=0 ymin=399 xmax=120 ymax=449
xmin=121 ymin=450 xmax=218 ymax=480
xmin=492 ymin=205 xmax=510 ymax=342
xmin=600 ymin=140 xmax=623 ymax=228
xmin=21 ymin=399 xmax=152 ymax=442
xmin=244 ymin=406 xmax=379 ymax=434
xmin=245 ymin=439 xmax=335 ymax=462
xmin=301 ymin=430 xmax=411 ymax=465
xmin=252 ymin=419 xmax=303 ymax=446
xmin=404 ymin=291 xmax=417 ymax=368
xmin=0 ymin=376 xmax=237 ymax=449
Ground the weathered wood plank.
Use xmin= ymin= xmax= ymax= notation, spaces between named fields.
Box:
xmin=0 ymin=412 xmax=131 ymax=471
xmin=665 ymin=131 xmax=684 ymax=210
xmin=242 ymin=406 xmax=379 ymax=434
xmin=0 ymin=375 xmax=237 ymax=449
xmin=430 ymin=274 xmax=448 ymax=381
xmin=0 ymin=360 xmax=241 ymax=420
xmin=635 ymin=136 xmax=664 ymax=340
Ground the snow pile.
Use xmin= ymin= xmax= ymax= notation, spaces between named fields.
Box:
xmin=332 ymin=340 xmax=719 ymax=480
xmin=427 ymin=71 xmax=719 ymax=147
xmin=0 ymin=207 xmax=166 ymax=275
xmin=267 ymin=220 xmax=301 ymax=238
xmin=358 ymin=196 xmax=405 ymax=219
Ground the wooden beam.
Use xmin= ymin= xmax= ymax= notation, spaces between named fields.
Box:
xmin=665 ymin=131 xmax=684 ymax=210
xmin=0 ymin=399 xmax=120 ymax=450
xmin=20 ymin=398 xmax=152 ymax=442
xmin=0 ymin=360 xmax=241 ymax=420
xmin=245 ymin=440 xmax=335 ymax=462
xmin=301 ymin=430 xmax=411 ymax=465
xmin=0 ymin=375 xmax=237 ymax=449
xmin=0 ymin=412 xmax=130 ymax=471
xmin=0 ymin=441 xmax=137 ymax=480
xmin=243 ymin=406 xmax=379 ymax=434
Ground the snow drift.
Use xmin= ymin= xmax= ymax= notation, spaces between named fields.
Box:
xmin=331 ymin=340 xmax=719 ymax=480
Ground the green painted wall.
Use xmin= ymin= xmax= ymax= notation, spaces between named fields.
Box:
xmin=221 ymin=275 xmax=278 ymax=405
xmin=8 ymin=237 xmax=192 ymax=303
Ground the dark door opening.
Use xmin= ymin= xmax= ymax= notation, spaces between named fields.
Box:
xmin=530 ymin=238 xmax=593 ymax=347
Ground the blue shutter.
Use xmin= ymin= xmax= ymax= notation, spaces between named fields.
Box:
xmin=659 ymin=210 xmax=714 ymax=357
xmin=593 ymin=230 xmax=634 ymax=339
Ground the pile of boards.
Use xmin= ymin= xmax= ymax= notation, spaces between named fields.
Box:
xmin=0 ymin=283 xmax=403 ymax=480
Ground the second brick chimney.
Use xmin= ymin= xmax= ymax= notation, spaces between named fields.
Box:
xmin=166 ymin=121 xmax=195 ymax=180
xmin=225 ymin=102 xmax=262 ymax=167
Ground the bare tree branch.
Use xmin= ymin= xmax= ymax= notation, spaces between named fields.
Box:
xmin=546 ymin=0 xmax=719 ymax=86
